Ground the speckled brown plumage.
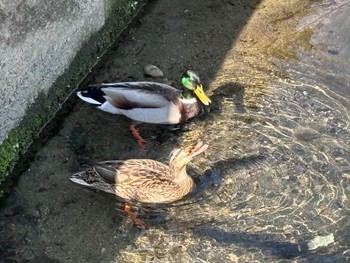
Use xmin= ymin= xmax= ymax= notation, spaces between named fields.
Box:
xmin=70 ymin=141 xmax=209 ymax=204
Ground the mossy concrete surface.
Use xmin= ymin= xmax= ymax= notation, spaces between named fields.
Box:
xmin=0 ymin=0 xmax=148 ymax=193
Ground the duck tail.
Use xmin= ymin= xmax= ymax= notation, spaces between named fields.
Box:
xmin=77 ymin=86 xmax=106 ymax=106
xmin=69 ymin=172 xmax=91 ymax=187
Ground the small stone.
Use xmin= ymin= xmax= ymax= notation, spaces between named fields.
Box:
xmin=307 ymin=233 xmax=334 ymax=251
xmin=294 ymin=128 xmax=320 ymax=142
xmin=144 ymin=64 xmax=163 ymax=77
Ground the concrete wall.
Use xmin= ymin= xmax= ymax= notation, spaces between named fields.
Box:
xmin=0 ymin=0 xmax=144 ymax=186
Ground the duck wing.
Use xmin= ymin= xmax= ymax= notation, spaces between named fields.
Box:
xmin=95 ymin=159 xmax=170 ymax=183
xmin=78 ymin=82 xmax=181 ymax=109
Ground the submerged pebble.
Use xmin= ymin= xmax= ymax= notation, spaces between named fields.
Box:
xmin=307 ymin=233 xmax=334 ymax=251
xmin=294 ymin=128 xmax=320 ymax=142
xmin=144 ymin=64 xmax=163 ymax=77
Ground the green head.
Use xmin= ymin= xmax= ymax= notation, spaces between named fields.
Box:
xmin=181 ymin=70 xmax=211 ymax=105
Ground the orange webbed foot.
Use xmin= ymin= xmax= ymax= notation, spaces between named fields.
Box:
xmin=123 ymin=204 xmax=145 ymax=229
xmin=129 ymin=123 xmax=147 ymax=151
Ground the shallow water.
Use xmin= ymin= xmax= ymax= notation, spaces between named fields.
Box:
xmin=1 ymin=0 xmax=350 ymax=262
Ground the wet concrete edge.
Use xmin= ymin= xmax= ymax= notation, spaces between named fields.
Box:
xmin=0 ymin=0 xmax=153 ymax=198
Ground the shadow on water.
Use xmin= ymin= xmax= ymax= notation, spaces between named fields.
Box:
xmin=193 ymin=226 xmax=350 ymax=263
xmin=190 ymin=211 xmax=350 ymax=262
xmin=194 ymin=226 xmax=309 ymax=259
xmin=212 ymin=82 xmax=248 ymax=114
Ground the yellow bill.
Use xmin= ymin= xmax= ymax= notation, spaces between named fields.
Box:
xmin=194 ymin=84 xmax=211 ymax=105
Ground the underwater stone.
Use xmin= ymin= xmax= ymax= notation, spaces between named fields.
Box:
xmin=144 ymin=64 xmax=163 ymax=77
xmin=294 ymin=128 xmax=320 ymax=142
xmin=307 ymin=234 xmax=334 ymax=251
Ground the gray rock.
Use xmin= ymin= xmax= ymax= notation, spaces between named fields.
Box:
xmin=307 ymin=233 xmax=334 ymax=251
xmin=294 ymin=128 xmax=320 ymax=142
xmin=144 ymin=64 xmax=163 ymax=77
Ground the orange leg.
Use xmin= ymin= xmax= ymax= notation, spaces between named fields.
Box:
xmin=129 ymin=123 xmax=146 ymax=151
xmin=123 ymin=204 xmax=145 ymax=229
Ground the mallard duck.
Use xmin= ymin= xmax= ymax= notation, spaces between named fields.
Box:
xmin=69 ymin=141 xmax=209 ymax=204
xmin=77 ymin=70 xmax=211 ymax=124
xmin=76 ymin=71 xmax=211 ymax=148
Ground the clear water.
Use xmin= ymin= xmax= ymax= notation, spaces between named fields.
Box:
xmin=1 ymin=0 xmax=350 ymax=262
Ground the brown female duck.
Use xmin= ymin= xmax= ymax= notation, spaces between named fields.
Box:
xmin=69 ymin=141 xmax=209 ymax=204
